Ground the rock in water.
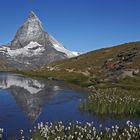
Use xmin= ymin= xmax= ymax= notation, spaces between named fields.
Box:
xmin=0 ymin=11 xmax=78 ymax=70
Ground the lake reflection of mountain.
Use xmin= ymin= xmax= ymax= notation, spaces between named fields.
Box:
xmin=0 ymin=73 xmax=68 ymax=122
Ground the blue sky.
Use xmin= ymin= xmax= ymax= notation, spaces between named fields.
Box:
xmin=0 ymin=0 xmax=140 ymax=52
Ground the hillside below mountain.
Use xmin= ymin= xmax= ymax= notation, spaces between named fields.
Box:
xmin=25 ymin=41 xmax=140 ymax=88
xmin=0 ymin=11 xmax=78 ymax=70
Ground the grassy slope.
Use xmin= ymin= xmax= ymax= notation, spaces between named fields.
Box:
xmin=49 ymin=41 xmax=140 ymax=73
xmin=22 ymin=41 xmax=140 ymax=88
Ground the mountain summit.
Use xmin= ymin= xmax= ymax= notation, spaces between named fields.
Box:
xmin=0 ymin=11 xmax=78 ymax=70
xmin=11 ymin=11 xmax=44 ymax=49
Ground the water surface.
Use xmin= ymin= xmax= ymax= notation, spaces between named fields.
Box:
xmin=0 ymin=72 xmax=140 ymax=139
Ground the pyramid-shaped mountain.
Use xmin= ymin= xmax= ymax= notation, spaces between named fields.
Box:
xmin=0 ymin=11 xmax=78 ymax=70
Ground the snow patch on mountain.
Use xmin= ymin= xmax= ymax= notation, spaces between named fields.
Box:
xmin=71 ymin=51 xmax=80 ymax=56
xmin=50 ymin=35 xmax=79 ymax=58
xmin=49 ymin=35 xmax=64 ymax=48
xmin=0 ymin=41 xmax=45 ymax=57
xmin=52 ymin=44 xmax=79 ymax=58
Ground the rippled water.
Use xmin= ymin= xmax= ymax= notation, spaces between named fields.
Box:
xmin=0 ymin=72 xmax=140 ymax=139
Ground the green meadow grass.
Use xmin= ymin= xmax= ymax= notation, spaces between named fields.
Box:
xmin=80 ymin=88 xmax=140 ymax=117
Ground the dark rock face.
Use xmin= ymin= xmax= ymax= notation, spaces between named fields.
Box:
xmin=0 ymin=11 xmax=77 ymax=70
xmin=102 ymin=45 xmax=140 ymax=80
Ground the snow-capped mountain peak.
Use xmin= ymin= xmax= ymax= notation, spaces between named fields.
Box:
xmin=27 ymin=11 xmax=44 ymax=30
xmin=10 ymin=11 xmax=44 ymax=49
xmin=0 ymin=11 xmax=79 ymax=70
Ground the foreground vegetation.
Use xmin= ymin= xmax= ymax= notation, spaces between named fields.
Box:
xmin=78 ymin=75 xmax=140 ymax=117
xmin=80 ymin=88 xmax=140 ymax=117
xmin=32 ymin=121 xmax=140 ymax=140
xmin=1 ymin=121 xmax=140 ymax=140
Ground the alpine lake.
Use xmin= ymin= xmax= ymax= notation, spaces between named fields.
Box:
xmin=0 ymin=72 xmax=140 ymax=139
